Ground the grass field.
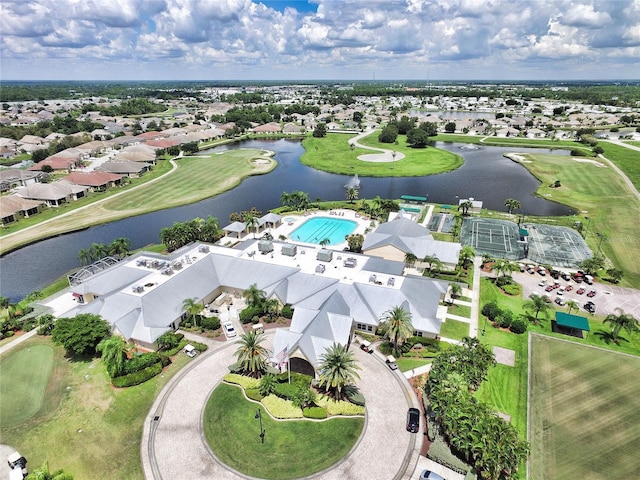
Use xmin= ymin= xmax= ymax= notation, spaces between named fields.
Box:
xmin=0 ymin=149 xmax=274 ymax=255
xmin=0 ymin=335 xmax=191 ymax=479
xmin=203 ymin=383 xmax=364 ymax=480
xmin=300 ymin=131 xmax=463 ymax=176
xmin=511 ymin=152 xmax=640 ymax=288
xmin=396 ymin=357 xmax=432 ymax=372
xmin=0 ymin=344 xmax=55 ymax=427
xmin=440 ymin=318 xmax=470 ymax=341
xmin=529 ymin=334 xmax=640 ymax=480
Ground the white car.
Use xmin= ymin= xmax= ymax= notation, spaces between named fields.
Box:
xmin=223 ymin=321 xmax=237 ymax=338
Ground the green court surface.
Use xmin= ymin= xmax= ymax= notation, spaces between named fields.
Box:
xmin=529 ymin=335 xmax=640 ymax=480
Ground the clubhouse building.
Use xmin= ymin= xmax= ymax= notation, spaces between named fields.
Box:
xmin=54 ymin=236 xmax=451 ymax=374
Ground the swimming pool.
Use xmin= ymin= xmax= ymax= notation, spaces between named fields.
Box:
xmin=290 ymin=217 xmax=357 ymax=245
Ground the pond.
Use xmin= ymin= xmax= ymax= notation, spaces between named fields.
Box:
xmin=0 ymin=139 xmax=572 ymax=301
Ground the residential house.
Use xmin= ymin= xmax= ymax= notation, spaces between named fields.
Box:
xmin=64 ymin=171 xmax=124 ymax=192
xmin=0 ymin=169 xmax=43 ymax=192
xmin=14 ymin=181 xmax=88 ymax=206
xmin=0 ymin=194 xmax=44 ymax=224
xmin=97 ymin=160 xmax=151 ymax=177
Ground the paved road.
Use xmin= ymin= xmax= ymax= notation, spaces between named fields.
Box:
xmin=348 ymin=131 xmax=405 ymax=163
xmin=142 ymin=332 xmax=421 ymax=480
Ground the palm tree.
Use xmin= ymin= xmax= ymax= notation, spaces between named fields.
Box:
xmin=108 ymin=237 xmax=131 ymax=259
xmin=280 ymin=191 xmax=292 ymax=208
xmin=380 ymin=305 xmax=414 ymax=355
xmin=458 ymin=245 xmax=475 ymax=269
xmin=77 ymin=248 xmax=91 ymax=266
xmin=422 ymin=254 xmax=442 ymax=277
xmin=234 ymin=330 xmax=268 ymax=377
xmin=264 ymin=298 xmax=280 ymax=320
xmin=317 ymin=343 xmax=361 ymax=400
xmin=97 ymin=336 xmax=127 ymax=378
xmin=182 ymin=297 xmax=202 ymax=327
xmin=243 ymin=283 xmax=266 ymax=309
xmin=345 ymin=187 xmax=359 ymax=204
xmin=258 ymin=373 xmax=278 ymax=396
xmin=523 ymin=294 xmax=552 ymax=324
xmin=603 ymin=308 xmax=639 ymax=344
xmin=459 ymin=199 xmax=473 ymax=215
xmin=504 ymin=198 xmax=521 ymax=214
xmin=88 ymin=242 xmax=108 ymax=261
xmin=244 ymin=213 xmax=259 ymax=239
xmin=450 ymin=283 xmax=462 ymax=303
xmin=566 ymin=300 xmax=580 ymax=315
xmin=404 ymin=252 xmax=417 ymax=269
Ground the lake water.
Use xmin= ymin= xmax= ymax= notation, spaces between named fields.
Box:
xmin=0 ymin=139 xmax=572 ymax=301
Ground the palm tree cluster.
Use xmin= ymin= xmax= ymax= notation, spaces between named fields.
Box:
xmin=345 ymin=186 xmax=359 ymax=204
xmin=160 ymin=216 xmax=222 ymax=252
xmin=280 ymin=190 xmax=311 ymax=211
xmin=359 ymin=196 xmax=399 ymax=220
xmin=242 ymin=284 xmax=280 ymax=322
xmin=427 ymin=338 xmax=527 ymax=479
xmin=317 ymin=343 xmax=361 ymax=400
xmin=504 ymin=198 xmax=521 ymax=214
xmin=182 ymin=297 xmax=203 ymax=327
xmin=77 ymin=237 xmax=131 ymax=265
xmin=97 ymin=336 xmax=128 ymax=378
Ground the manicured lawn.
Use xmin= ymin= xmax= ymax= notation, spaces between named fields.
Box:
xmin=0 ymin=335 xmax=191 ymax=479
xmin=0 ymin=343 xmax=55 ymax=427
xmin=529 ymin=335 xmax=640 ymax=480
xmin=439 ymin=318 xmax=470 ymax=341
xmin=396 ymin=357 xmax=432 ymax=373
xmin=447 ymin=303 xmax=471 ymax=318
xmin=300 ymin=131 xmax=463 ymax=177
xmin=203 ymin=383 xmax=364 ymax=480
xmin=0 ymin=149 xmax=274 ymax=255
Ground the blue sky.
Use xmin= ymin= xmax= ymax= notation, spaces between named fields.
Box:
xmin=1 ymin=0 xmax=639 ymax=81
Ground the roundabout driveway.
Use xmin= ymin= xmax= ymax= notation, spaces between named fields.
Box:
xmin=141 ymin=334 xmax=421 ymax=480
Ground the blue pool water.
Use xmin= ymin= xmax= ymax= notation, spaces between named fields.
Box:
xmin=290 ymin=217 xmax=357 ymax=245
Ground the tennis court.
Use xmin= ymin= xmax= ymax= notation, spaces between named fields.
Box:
xmin=524 ymin=223 xmax=591 ymax=268
xmin=460 ymin=218 xmax=522 ymax=261
xmin=460 ymin=218 xmax=592 ymax=267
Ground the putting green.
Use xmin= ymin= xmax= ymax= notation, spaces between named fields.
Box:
xmin=0 ymin=344 xmax=54 ymax=427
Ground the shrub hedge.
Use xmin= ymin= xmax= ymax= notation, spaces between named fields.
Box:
xmin=316 ymin=396 xmax=365 ymax=416
xmin=200 ymin=316 xmax=221 ymax=331
xmin=224 ymin=373 xmax=260 ymax=389
xmin=345 ymin=389 xmax=365 ymax=406
xmin=112 ymin=362 xmax=162 ymax=388
xmin=303 ymin=406 xmax=328 ymax=419
xmin=245 ymin=388 xmax=264 ymax=402
xmin=426 ymin=428 xmax=471 ymax=475
xmin=261 ymin=394 xmax=303 ymax=419
xmin=281 ymin=304 xmax=294 ymax=319
xmin=276 ymin=371 xmax=313 ymax=386
xmin=122 ymin=352 xmax=161 ymax=375
xmin=239 ymin=305 xmax=263 ymax=324
xmin=274 ymin=382 xmax=298 ymax=400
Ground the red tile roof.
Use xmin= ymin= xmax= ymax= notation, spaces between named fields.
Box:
xmin=64 ymin=171 xmax=123 ymax=187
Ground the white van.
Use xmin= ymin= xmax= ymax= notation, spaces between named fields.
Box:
xmin=584 ymin=274 xmax=594 ymax=285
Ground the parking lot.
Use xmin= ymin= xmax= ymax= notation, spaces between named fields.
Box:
xmin=514 ymin=269 xmax=640 ymax=319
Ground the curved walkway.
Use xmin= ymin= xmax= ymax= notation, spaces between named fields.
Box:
xmin=142 ymin=332 xmax=421 ymax=480
xmin=349 ymin=131 xmax=405 ymax=163
xmin=599 ymin=140 xmax=640 ymax=202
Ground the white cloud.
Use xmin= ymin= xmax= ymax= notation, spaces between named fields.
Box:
xmin=0 ymin=0 xmax=637 ymax=80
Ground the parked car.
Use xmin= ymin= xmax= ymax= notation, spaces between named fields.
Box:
xmin=223 ymin=321 xmax=237 ymax=338
xmin=406 ymin=408 xmax=420 ymax=433
xmin=419 ymin=470 xmax=446 ymax=480
xmin=565 ymin=285 xmax=573 ymax=292
xmin=538 ymin=279 xmax=547 ymax=287
xmin=576 ymin=288 xmax=585 ymax=295
xmin=557 ymin=288 xmax=565 ymax=295
xmin=545 ymin=285 xmax=554 ymax=292
xmin=183 ymin=344 xmax=198 ymax=358
xmin=537 ymin=269 xmax=547 ymax=276
xmin=554 ymin=297 xmax=566 ymax=306
xmin=584 ymin=301 xmax=596 ymax=313
xmin=587 ymin=290 xmax=596 ymax=298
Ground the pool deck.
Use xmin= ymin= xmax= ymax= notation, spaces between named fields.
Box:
xmin=219 ymin=209 xmax=375 ymax=250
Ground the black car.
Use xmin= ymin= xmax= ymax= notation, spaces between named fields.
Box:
xmin=406 ymin=408 xmax=420 ymax=433
xmin=584 ymin=301 xmax=596 ymax=313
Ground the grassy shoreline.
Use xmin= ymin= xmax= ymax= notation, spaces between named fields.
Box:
xmin=0 ymin=149 xmax=276 ymax=255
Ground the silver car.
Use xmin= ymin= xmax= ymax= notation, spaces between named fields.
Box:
xmin=419 ymin=470 xmax=446 ymax=480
